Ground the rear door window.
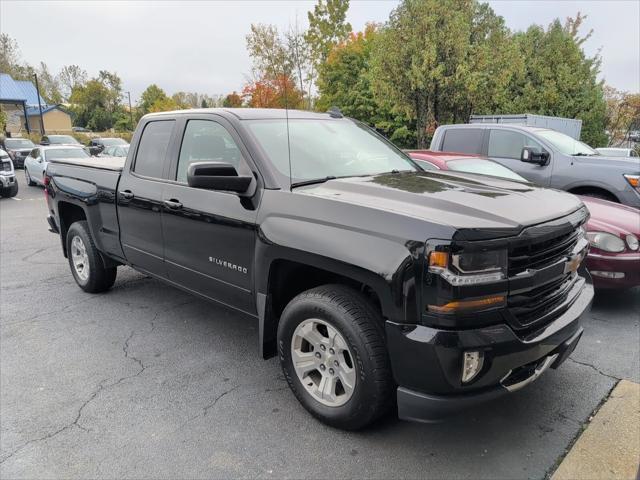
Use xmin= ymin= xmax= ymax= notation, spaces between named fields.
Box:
xmin=133 ymin=120 xmax=175 ymax=178
xmin=441 ymin=129 xmax=484 ymax=154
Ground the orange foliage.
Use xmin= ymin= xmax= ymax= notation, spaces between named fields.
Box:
xmin=242 ymin=74 xmax=304 ymax=109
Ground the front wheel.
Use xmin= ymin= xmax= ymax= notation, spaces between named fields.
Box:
xmin=66 ymin=221 xmax=117 ymax=293
xmin=278 ymin=284 xmax=393 ymax=430
xmin=1 ymin=183 xmax=18 ymax=198
xmin=25 ymin=168 xmax=35 ymax=186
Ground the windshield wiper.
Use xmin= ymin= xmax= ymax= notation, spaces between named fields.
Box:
xmin=291 ymin=176 xmax=337 ymax=188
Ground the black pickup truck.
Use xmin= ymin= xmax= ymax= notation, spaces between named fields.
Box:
xmin=45 ymin=108 xmax=593 ymax=429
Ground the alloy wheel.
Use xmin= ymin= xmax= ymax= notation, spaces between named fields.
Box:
xmin=291 ymin=318 xmax=357 ymax=407
xmin=71 ymin=236 xmax=90 ymax=282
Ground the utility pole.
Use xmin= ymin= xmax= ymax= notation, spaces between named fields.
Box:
xmin=125 ymin=91 xmax=133 ymax=131
xmin=33 ymin=73 xmax=45 ymax=135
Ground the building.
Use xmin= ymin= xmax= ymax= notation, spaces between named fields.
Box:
xmin=0 ymin=73 xmax=73 ymax=134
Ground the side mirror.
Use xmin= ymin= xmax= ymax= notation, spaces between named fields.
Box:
xmin=187 ymin=162 xmax=252 ymax=193
xmin=521 ymin=147 xmax=549 ymax=166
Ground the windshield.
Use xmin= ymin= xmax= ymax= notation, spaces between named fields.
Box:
xmin=46 ymin=148 xmax=89 ymax=160
xmin=5 ymin=139 xmax=35 ymax=149
xmin=49 ymin=135 xmax=80 ymax=145
xmin=536 ymin=130 xmax=597 ymax=156
xmin=245 ymin=118 xmax=418 ymax=183
xmin=101 ymin=138 xmax=128 ymax=146
xmin=447 ymin=158 xmax=528 ymax=182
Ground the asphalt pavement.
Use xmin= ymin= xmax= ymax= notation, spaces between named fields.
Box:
xmin=1 ymin=174 xmax=638 ymax=479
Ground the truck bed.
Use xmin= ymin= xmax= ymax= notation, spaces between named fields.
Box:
xmin=49 ymin=156 xmax=125 ymax=171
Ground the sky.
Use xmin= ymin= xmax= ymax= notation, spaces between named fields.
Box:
xmin=1 ymin=0 xmax=638 ymax=103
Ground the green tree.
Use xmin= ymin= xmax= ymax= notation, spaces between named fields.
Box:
xmin=305 ymin=0 xmax=352 ymax=69
xmin=316 ymin=25 xmax=415 ymax=147
xmin=36 ymin=62 xmax=62 ymax=104
xmin=69 ymin=79 xmax=112 ymax=128
xmin=139 ymin=84 xmax=171 ymax=114
xmin=370 ymin=0 xmax=517 ymax=148
xmin=58 ymin=65 xmax=88 ymax=101
xmin=504 ymin=14 xmax=607 ymax=146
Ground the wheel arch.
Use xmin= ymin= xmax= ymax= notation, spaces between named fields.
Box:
xmin=568 ymin=185 xmax=619 ymax=202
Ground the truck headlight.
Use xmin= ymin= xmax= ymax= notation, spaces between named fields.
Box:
xmin=428 ymin=248 xmax=507 ymax=286
xmin=586 ymin=231 xmax=625 ymax=253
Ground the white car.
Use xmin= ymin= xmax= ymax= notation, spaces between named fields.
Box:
xmin=24 ymin=145 xmax=90 ymax=186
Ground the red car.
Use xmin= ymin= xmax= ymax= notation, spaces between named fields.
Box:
xmin=409 ymin=150 xmax=640 ymax=289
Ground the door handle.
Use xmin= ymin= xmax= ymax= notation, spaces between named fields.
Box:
xmin=163 ymin=199 xmax=183 ymax=210
xmin=120 ymin=190 xmax=134 ymax=200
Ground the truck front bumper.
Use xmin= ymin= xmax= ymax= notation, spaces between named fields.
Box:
xmin=387 ymin=277 xmax=593 ymax=423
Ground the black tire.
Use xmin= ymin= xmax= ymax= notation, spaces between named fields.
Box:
xmin=1 ymin=183 xmax=18 ymax=198
xmin=66 ymin=221 xmax=117 ymax=293
xmin=278 ymin=284 xmax=393 ymax=430
xmin=25 ymin=168 xmax=35 ymax=186
xmin=579 ymin=191 xmax=618 ymax=203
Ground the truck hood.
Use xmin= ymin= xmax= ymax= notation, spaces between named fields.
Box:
xmin=576 ymin=155 xmax=640 ymax=171
xmin=298 ymin=171 xmax=584 ymax=240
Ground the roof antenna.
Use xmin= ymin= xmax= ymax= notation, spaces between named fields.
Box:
xmin=283 ymin=72 xmax=293 ymax=191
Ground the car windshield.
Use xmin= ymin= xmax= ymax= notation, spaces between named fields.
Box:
xmin=101 ymin=138 xmax=128 ymax=146
xmin=49 ymin=135 xmax=80 ymax=145
xmin=46 ymin=148 xmax=89 ymax=160
xmin=536 ymin=130 xmax=597 ymax=156
xmin=5 ymin=139 xmax=35 ymax=149
xmin=446 ymin=158 xmax=528 ymax=182
xmin=245 ymin=118 xmax=417 ymax=183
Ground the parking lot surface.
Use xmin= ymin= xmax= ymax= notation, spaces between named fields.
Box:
xmin=1 ymin=175 xmax=639 ymax=479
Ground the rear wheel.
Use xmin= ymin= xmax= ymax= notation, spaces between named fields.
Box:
xmin=278 ymin=284 xmax=393 ymax=430
xmin=66 ymin=221 xmax=117 ymax=293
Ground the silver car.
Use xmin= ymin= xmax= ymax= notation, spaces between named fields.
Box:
xmin=24 ymin=145 xmax=90 ymax=186
xmin=430 ymin=124 xmax=640 ymax=208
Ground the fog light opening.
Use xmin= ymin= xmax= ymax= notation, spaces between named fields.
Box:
xmin=462 ymin=351 xmax=484 ymax=384
xmin=590 ymin=271 xmax=625 ymax=279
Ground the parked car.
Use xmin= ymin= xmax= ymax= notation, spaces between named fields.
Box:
xmin=430 ymin=124 xmax=640 ymax=208
xmin=595 ymin=147 xmax=638 ymax=158
xmin=88 ymin=137 xmax=129 ymax=156
xmin=25 ymin=145 xmax=89 ymax=186
xmin=100 ymin=144 xmax=129 ymax=157
xmin=580 ymin=197 xmax=640 ymax=289
xmin=0 ymin=149 xmax=18 ymax=198
xmin=1 ymin=137 xmax=36 ymax=168
xmin=45 ymin=108 xmax=593 ymax=429
xmin=408 ymin=151 xmax=640 ymax=290
xmin=72 ymin=126 xmax=91 ymax=133
xmin=40 ymin=135 xmax=82 ymax=146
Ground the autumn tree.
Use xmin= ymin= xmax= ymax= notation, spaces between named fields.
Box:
xmin=370 ymin=0 xmax=517 ymax=148
xmin=242 ymin=74 xmax=303 ymax=109
xmin=223 ymin=92 xmax=243 ymax=107
xmin=604 ymin=87 xmax=640 ymax=146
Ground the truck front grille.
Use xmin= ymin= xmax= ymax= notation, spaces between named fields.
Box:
xmin=508 ymin=228 xmax=580 ymax=276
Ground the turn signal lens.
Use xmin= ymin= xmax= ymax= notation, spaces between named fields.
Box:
xmin=428 ymin=295 xmax=505 ymax=314
xmin=428 ymin=251 xmax=449 ymax=269
xmin=623 ymin=174 xmax=640 ymax=190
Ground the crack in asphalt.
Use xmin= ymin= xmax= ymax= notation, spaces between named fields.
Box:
xmin=567 ymin=356 xmax=620 ymax=381
xmin=0 ymin=323 xmax=152 ymax=465
xmin=202 ymin=386 xmax=239 ymax=417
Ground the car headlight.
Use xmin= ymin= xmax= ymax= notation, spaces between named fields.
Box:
xmin=626 ymin=234 xmax=639 ymax=251
xmin=586 ymin=231 xmax=626 ymax=253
